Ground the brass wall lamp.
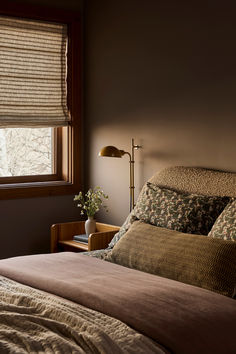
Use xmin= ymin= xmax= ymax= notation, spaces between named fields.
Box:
xmin=99 ymin=138 xmax=141 ymax=211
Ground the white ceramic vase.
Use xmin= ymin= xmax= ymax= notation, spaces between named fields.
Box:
xmin=85 ymin=216 xmax=96 ymax=236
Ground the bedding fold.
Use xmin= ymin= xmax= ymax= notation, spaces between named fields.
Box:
xmin=0 ymin=252 xmax=235 ymax=354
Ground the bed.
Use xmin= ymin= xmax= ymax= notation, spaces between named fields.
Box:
xmin=0 ymin=166 xmax=235 ymax=354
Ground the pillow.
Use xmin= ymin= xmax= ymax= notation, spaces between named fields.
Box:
xmin=106 ymin=220 xmax=236 ymax=297
xmin=134 ymin=182 xmax=229 ymax=235
xmin=208 ymin=199 xmax=236 ymax=241
xmin=108 ymin=209 xmax=137 ymax=248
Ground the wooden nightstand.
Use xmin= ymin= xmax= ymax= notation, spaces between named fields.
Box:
xmin=51 ymin=221 xmax=120 ymax=253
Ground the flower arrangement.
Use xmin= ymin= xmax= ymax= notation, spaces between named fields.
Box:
xmin=74 ymin=187 xmax=108 ymax=217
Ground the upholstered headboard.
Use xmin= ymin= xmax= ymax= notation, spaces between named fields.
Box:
xmin=148 ymin=166 xmax=236 ymax=197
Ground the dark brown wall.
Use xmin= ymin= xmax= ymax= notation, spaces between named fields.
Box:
xmin=85 ymin=0 xmax=236 ymax=225
xmin=0 ymin=196 xmax=81 ymax=258
xmin=1 ymin=0 xmax=236 ymax=258
xmin=0 ymin=0 xmax=83 ymax=259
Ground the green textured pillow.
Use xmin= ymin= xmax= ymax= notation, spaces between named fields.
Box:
xmin=134 ymin=182 xmax=229 ymax=235
xmin=106 ymin=221 xmax=236 ymax=297
xmin=208 ymin=199 xmax=236 ymax=241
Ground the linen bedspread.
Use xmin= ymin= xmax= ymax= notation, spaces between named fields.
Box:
xmin=0 ymin=252 xmax=235 ymax=354
xmin=0 ymin=276 xmax=163 ymax=353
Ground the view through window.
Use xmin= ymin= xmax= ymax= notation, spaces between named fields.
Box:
xmin=0 ymin=127 xmax=53 ymax=177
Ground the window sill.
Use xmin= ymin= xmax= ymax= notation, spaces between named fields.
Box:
xmin=0 ymin=180 xmax=80 ymax=199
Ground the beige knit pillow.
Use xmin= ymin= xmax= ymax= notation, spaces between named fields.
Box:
xmin=106 ymin=221 xmax=236 ymax=298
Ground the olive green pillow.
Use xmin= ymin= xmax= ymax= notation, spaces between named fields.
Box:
xmin=106 ymin=221 xmax=236 ymax=297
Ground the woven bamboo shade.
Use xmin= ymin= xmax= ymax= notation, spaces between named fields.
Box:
xmin=0 ymin=16 xmax=70 ymax=127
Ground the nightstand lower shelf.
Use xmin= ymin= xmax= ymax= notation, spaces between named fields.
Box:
xmin=58 ymin=240 xmax=89 ymax=252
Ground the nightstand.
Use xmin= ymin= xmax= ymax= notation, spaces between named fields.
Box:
xmin=51 ymin=221 xmax=120 ymax=253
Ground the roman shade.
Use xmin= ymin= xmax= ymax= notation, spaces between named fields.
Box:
xmin=0 ymin=16 xmax=70 ymax=127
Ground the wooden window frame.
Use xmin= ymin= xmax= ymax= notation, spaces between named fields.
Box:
xmin=0 ymin=3 xmax=82 ymax=199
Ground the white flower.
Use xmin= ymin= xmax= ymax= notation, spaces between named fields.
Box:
xmin=74 ymin=186 xmax=108 ymax=217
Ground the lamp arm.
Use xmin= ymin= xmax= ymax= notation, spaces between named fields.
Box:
xmin=123 ymin=151 xmax=131 ymax=159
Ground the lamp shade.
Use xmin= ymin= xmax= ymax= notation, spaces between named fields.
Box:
xmin=99 ymin=145 xmax=124 ymax=158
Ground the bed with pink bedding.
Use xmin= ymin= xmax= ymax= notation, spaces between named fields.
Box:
xmin=0 ymin=166 xmax=235 ymax=353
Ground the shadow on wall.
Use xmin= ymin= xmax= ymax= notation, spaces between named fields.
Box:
xmin=137 ymin=141 xmax=182 ymax=192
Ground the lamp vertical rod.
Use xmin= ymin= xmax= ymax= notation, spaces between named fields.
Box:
xmin=130 ymin=138 xmax=135 ymax=211
xmin=130 ymin=138 xmax=142 ymax=211
xmin=124 ymin=151 xmax=133 ymax=212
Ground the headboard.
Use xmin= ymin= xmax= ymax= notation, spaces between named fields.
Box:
xmin=148 ymin=166 xmax=236 ymax=197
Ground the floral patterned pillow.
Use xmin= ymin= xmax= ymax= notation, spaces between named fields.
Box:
xmin=208 ymin=199 xmax=236 ymax=241
xmin=108 ymin=182 xmax=230 ymax=248
xmin=134 ymin=182 xmax=230 ymax=235
xmin=108 ymin=209 xmax=137 ymax=248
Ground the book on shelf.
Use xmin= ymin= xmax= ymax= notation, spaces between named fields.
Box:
xmin=73 ymin=234 xmax=88 ymax=244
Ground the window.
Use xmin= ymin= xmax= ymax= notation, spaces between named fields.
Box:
xmin=0 ymin=4 xmax=81 ymax=199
